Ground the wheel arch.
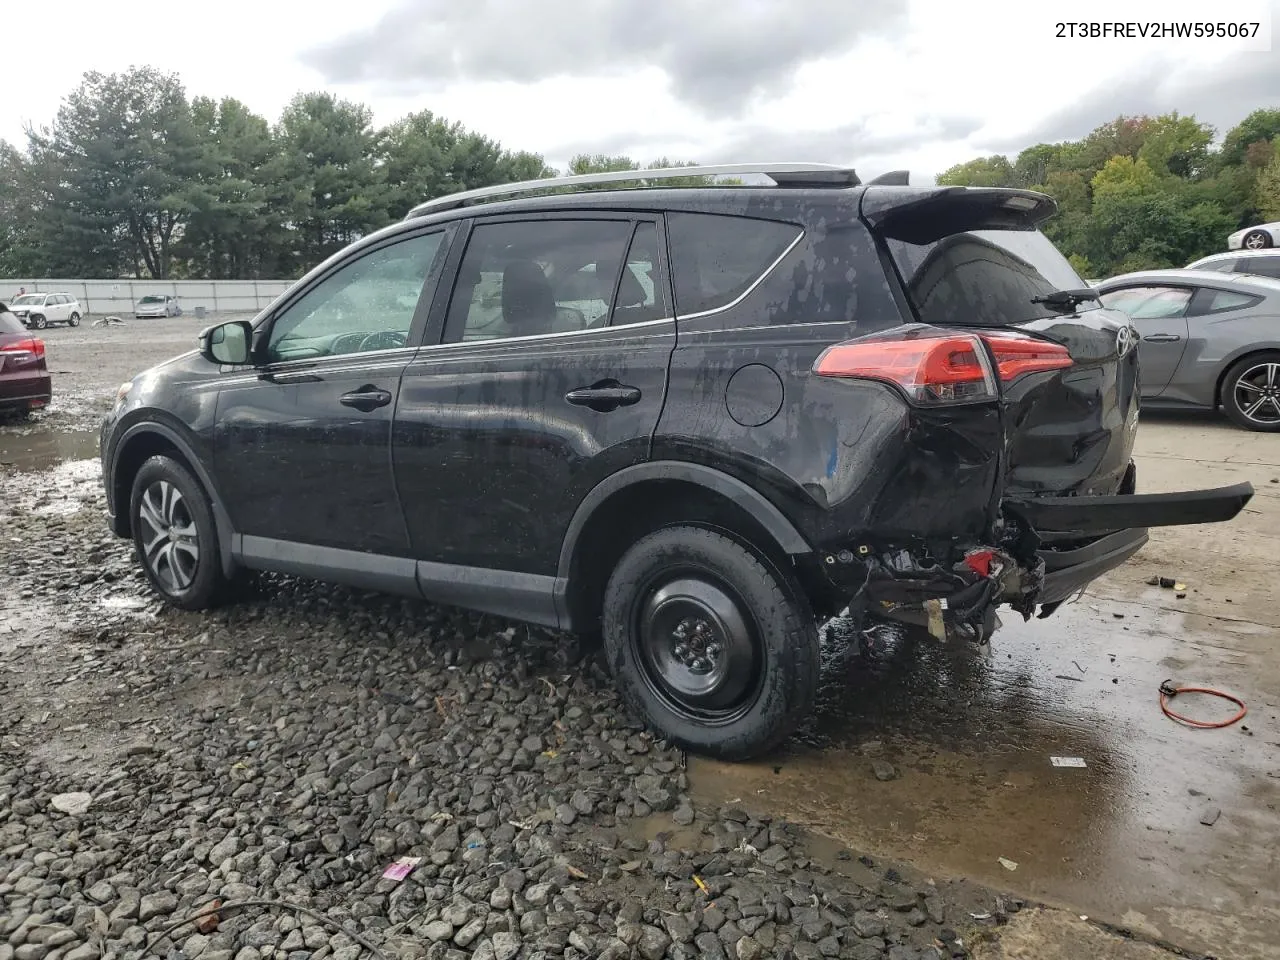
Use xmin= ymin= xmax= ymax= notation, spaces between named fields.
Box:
xmin=110 ymin=421 xmax=238 ymax=578
xmin=556 ymin=462 xmax=815 ymax=634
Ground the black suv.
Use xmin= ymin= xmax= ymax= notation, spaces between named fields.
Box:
xmin=100 ymin=163 xmax=1251 ymax=760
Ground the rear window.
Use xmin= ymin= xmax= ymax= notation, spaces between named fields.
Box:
xmin=0 ymin=311 xmax=25 ymax=335
xmin=885 ymin=229 xmax=1092 ymax=327
xmin=667 ymin=212 xmax=801 ymax=315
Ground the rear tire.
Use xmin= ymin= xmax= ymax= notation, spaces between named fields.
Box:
xmin=129 ymin=455 xmax=228 ymax=609
xmin=602 ymin=525 xmax=820 ymax=761
xmin=1243 ymin=230 xmax=1273 ymax=250
xmin=1222 ymin=351 xmax=1280 ymax=432
xmin=68 ymin=312 xmax=80 ymax=327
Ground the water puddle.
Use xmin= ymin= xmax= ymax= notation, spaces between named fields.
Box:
xmin=0 ymin=427 xmax=99 ymax=473
xmin=688 ymin=597 xmax=1280 ymax=957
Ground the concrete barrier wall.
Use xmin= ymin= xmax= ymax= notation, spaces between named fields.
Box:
xmin=0 ymin=278 xmax=297 ymax=316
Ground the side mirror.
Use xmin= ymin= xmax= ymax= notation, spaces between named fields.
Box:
xmin=199 ymin=320 xmax=253 ymax=365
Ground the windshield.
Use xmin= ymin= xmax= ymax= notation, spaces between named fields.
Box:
xmin=139 ymin=296 xmax=165 ymax=304
xmin=11 ymin=295 xmax=42 ymax=306
xmin=885 ymin=229 xmax=1095 ymax=327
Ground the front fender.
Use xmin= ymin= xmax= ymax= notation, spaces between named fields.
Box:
xmin=107 ymin=418 xmax=239 ymax=579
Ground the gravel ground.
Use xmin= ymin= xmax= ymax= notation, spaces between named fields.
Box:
xmin=0 ymin=458 xmax=1012 ymax=960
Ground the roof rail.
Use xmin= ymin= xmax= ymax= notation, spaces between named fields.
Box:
xmin=404 ymin=162 xmax=861 ymax=219
xmin=868 ymin=170 xmax=909 ymax=186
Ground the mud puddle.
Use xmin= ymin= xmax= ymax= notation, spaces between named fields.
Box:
xmin=0 ymin=426 xmax=99 ymax=472
xmin=690 ymin=596 xmax=1280 ymax=958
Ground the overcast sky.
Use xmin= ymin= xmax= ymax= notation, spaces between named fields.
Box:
xmin=4 ymin=0 xmax=1276 ymax=181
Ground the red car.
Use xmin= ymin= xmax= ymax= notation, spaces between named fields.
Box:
xmin=0 ymin=302 xmax=52 ymax=415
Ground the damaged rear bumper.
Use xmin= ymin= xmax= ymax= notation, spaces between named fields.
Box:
xmin=821 ymin=476 xmax=1254 ymax=637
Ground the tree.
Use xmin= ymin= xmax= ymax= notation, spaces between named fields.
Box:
xmin=1136 ymin=113 xmax=1213 ymax=180
xmin=270 ymin=92 xmax=392 ymax=269
xmin=1220 ymin=109 xmax=1280 ymax=169
xmin=176 ymin=97 xmax=280 ymax=278
xmin=26 ymin=67 xmax=204 ymax=278
xmin=936 ymin=155 xmax=1015 ymax=187
xmin=1257 ymin=142 xmax=1280 ymax=223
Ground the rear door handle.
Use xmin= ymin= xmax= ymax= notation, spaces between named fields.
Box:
xmin=565 ymin=383 xmax=642 ymax=412
xmin=1142 ymin=333 xmax=1181 ymax=343
xmin=339 ymin=385 xmax=393 ymax=412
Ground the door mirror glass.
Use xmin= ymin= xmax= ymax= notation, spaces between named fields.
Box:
xmin=201 ymin=320 xmax=252 ymax=364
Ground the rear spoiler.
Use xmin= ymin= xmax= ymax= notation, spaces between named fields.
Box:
xmin=861 ymin=186 xmax=1058 ymax=244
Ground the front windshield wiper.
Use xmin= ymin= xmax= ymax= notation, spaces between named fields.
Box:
xmin=1030 ymin=288 xmax=1100 ymax=311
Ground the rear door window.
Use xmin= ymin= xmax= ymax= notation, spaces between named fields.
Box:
xmin=666 ymin=212 xmax=801 ymax=316
xmin=1099 ymin=286 xmax=1193 ymax=319
xmin=0 ymin=311 xmax=25 ymax=334
xmin=884 ymin=229 xmax=1094 ymax=327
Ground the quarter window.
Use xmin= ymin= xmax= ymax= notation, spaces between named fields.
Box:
xmin=267 ymin=231 xmax=444 ymax=363
xmin=444 ymin=219 xmax=634 ymax=343
xmin=1199 ymin=288 xmax=1260 ymax=313
xmin=666 ymin=212 xmax=801 ymax=315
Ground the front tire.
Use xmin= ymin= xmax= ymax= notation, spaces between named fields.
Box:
xmin=602 ymin=525 xmax=820 ymax=761
xmin=68 ymin=312 xmax=80 ymax=327
xmin=129 ymin=455 xmax=227 ymax=609
xmin=31 ymin=315 xmax=47 ymax=330
xmin=1243 ymin=230 xmax=1272 ymax=250
xmin=1223 ymin=351 xmax=1280 ymax=432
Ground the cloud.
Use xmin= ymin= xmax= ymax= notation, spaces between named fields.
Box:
xmin=986 ymin=53 xmax=1280 ymax=153
xmin=541 ymin=114 xmax=983 ymax=182
xmin=302 ymin=0 xmax=908 ymax=116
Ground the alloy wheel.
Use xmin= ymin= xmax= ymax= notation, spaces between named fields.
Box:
xmin=1245 ymin=233 xmax=1268 ymax=250
xmin=137 ymin=480 xmax=200 ymax=592
xmin=1233 ymin=362 xmax=1280 ymax=426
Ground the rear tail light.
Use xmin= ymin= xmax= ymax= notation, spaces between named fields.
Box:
xmin=0 ymin=337 xmax=45 ymax=361
xmin=814 ymin=331 xmax=1071 ymax=406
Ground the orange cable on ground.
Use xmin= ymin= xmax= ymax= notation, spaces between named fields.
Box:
xmin=1159 ymin=680 xmax=1247 ymax=729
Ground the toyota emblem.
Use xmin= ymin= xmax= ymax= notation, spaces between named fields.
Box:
xmin=1116 ymin=325 xmax=1136 ymax=358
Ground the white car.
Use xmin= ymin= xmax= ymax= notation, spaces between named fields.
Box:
xmin=1186 ymin=249 xmax=1280 ymax=280
xmin=1228 ymin=221 xmax=1280 ymax=251
xmin=134 ymin=295 xmax=183 ymax=319
xmin=8 ymin=292 xmax=82 ymax=329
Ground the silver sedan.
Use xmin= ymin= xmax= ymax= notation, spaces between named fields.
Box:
xmin=1097 ymin=269 xmax=1280 ymax=432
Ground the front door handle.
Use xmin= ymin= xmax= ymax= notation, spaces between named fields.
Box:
xmin=1142 ymin=333 xmax=1182 ymax=343
xmin=339 ymin=385 xmax=393 ymax=412
xmin=565 ymin=382 xmax=642 ymax=412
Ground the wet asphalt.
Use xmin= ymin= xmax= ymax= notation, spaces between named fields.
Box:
xmin=2 ymin=319 xmax=1277 ymax=959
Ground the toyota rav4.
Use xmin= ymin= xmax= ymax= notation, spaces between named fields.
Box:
xmin=99 ymin=163 xmax=1252 ymax=760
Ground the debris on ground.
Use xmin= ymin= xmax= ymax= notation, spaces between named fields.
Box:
xmin=872 ymin=759 xmax=898 ymax=781
xmin=1199 ymin=807 xmax=1222 ymax=826
xmin=193 ymin=899 xmax=222 ymax=933
xmin=380 ymin=855 xmax=421 ymax=881
xmin=49 ymin=791 xmax=93 ymax=814
xmin=999 ymin=857 xmax=1019 ymax=871
xmin=1050 ymin=756 xmax=1087 ymax=768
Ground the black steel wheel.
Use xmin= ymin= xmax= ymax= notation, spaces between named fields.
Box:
xmin=602 ymin=525 xmax=819 ymax=760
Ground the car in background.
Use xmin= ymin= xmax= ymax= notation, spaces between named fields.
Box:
xmin=134 ymin=295 xmax=183 ymax=319
xmin=1186 ymin=249 xmax=1280 ymax=279
xmin=1096 ymin=270 xmax=1280 ymax=431
xmin=8 ymin=292 xmax=82 ymax=329
xmin=0 ymin=303 xmax=52 ymax=416
xmin=1228 ymin=221 xmax=1280 ymax=251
